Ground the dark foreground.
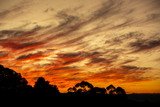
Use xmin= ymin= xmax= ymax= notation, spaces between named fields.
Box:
xmin=1 ymin=94 xmax=160 ymax=106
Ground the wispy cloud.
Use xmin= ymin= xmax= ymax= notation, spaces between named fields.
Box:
xmin=0 ymin=0 xmax=30 ymax=19
xmin=86 ymin=65 xmax=152 ymax=83
xmin=16 ymin=51 xmax=44 ymax=61
xmin=129 ymin=36 xmax=160 ymax=52
xmin=0 ymin=41 xmax=45 ymax=51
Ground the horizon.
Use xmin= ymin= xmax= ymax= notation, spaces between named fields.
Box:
xmin=0 ymin=0 xmax=160 ymax=94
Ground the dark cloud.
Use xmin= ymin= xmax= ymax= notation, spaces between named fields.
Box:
xmin=86 ymin=58 xmax=111 ymax=67
xmin=63 ymin=60 xmax=81 ymax=65
xmin=56 ymin=10 xmax=80 ymax=28
xmin=105 ymin=32 xmax=144 ymax=45
xmin=147 ymin=13 xmax=160 ymax=21
xmin=0 ymin=24 xmax=50 ymax=39
xmin=58 ymin=35 xmax=85 ymax=46
xmin=0 ymin=41 xmax=45 ymax=51
xmin=87 ymin=55 xmax=119 ymax=66
xmin=121 ymin=65 xmax=150 ymax=71
xmin=64 ymin=77 xmax=81 ymax=81
xmin=0 ymin=30 xmax=35 ymax=40
xmin=148 ymin=0 xmax=160 ymax=8
xmin=121 ymin=59 xmax=137 ymax=64
xmin=44 ymin=8 xmax=54 ymax=13
xmin=0 ymin=23 xmax=3 ymax=26
xmin=90 ymin=0 xmax=123 ymax=21
xmin=52 ymin=66 xmax=78 ymax=71
xmin=58 ymin=52 xmax=82 ymax=58
xmin=129 ymin=36 xmax=160 ymax=52
xmin=0 ymin=51 xmax=8 ymax=57
xmin=155 ymin=58 xmax=160 ymax=62
xmin=0 ymin=6 xmax=23 ymax=18
xmin=57 ymin=51 xmax=100 ymax=59
xmin=16 ymin=51 xmax=44 ymax=60
xmin=89 ymin=58 xmax=108 ymax=63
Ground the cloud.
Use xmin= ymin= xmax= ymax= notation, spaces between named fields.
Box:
xmin=105 ymin=32 xmax=144 ymax=45
xmin=42 ymin=0 xmax=131 ymax=45
xmin=58 ymin=35 xmax=85 ymax=46
xmin=56 ymin=10 xmax=80 ymax=28
xmin=0 ymin=30 xmax=34 ymax=40
xmin=44 ymin=8 xmax=54 ymax=13
xmin=57 ymin=51 xmax=100 ymax=59
xmin=0 ymin=0 xmax=29 ymax=19
xmin=86 ymin=65 xmax=152 ymax=83
xmin=0 ymin=6 xmax=23 ymax=19
xmin=86 ymin=55 xmax=118 ymax=66
xmin=155 ymin=58 xmax=160 ymax=62
xmin=129 ymin=36 xmax=160 ymax=52
xmin=16 ymin=51 xmax=44 ymax=61
xmin=0 ymin=51 xmax=8 ymax=57
xmin=0 ymin=51 xmax=9 ymax=63
xmin=89 ymin=58 xmax=109 ymax=63
xmin=105 ymin=49 xmax=125 ymax=54
xmin=121 ymin=65 xmax=150 ymax=71
xmin=0 ymin=41 xmax=45 ymax=51
xmin=121 ymin=59 xmax=137 ymax=64
xmin=56 ymin=51 xmax=100 ymax=66
xmin=89 ymin=0 xmax=123 ymax=22
xmin=45 ymin=0 xmax=124 ymax=42
xmin=52 ymin=66 xmax=78 ymax=71
xmin=40 ymin=10 xmax=84 ymax=43
xmin=147 ymin=13 xmax=160 ymax=22
xmin=0 ymin=25 xmax=48 ymax=40
xmin=0 ymin=51 xmax=9 ymax=60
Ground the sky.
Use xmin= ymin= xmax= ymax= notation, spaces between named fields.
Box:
xmin=0 ymin=0 xmax=160 ymax=93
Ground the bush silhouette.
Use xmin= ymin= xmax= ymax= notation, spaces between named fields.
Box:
xmin=34 ymin=77 xmax=60 ymax=96
xmin=115 ymin=87 xmax=126 ymax=95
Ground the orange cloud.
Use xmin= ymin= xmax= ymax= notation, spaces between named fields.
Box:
xmin=16 ymin=51 xmax=47 ymax=61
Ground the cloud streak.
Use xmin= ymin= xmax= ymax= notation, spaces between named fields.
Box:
xmin=129 ymin=36 xmax=160 ymax=52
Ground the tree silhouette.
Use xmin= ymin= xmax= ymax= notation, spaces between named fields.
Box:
xmin=114 ymin=87 xmax=126 ymax=95
xmin=67 ymin=87 xmax=77 ymax=93
xmin=67 ymin=81 xmax=108 ymax=96
xmin=0 ymin=65 xmax=32 ymax=96
xmin=34 ymin=77 xmax=59 ymax=96
xmin=106 ymin=84 xmax=116 ymax=95
xmin=67 ymin=81 xmax=94 ymax=95
xmin=106 ymin=84 xmax=126 ymax=97
xmin=75 ymin=81 xmax=94 ymax=92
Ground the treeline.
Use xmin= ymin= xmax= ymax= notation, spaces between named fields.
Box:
xmin=0 ymin=64 xmax=126 ymax=97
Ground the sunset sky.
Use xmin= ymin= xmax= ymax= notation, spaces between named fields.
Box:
xmin=0 ymin=0 xmax=160 ymax=93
